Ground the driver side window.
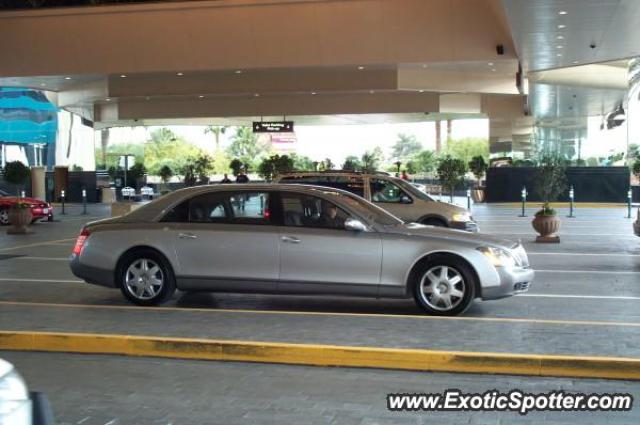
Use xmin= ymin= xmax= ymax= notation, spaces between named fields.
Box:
xmin=369 ymin=179 xmax=412 ymax=204
xmin=281 ymin=193 xmax=351 ymax=230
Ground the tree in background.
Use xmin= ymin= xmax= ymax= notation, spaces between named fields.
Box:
xmin=361 ymin=147 xmax=384 ymax=172
xmin=204 ymin=125 xmax=229 ymax=151
xmin=319 ymin=158 xmax=334 ymax=171
xmin=391 ymin=134 xmax=422 ymax=162
xmin=229 ymin=159 xmax=245 ymax=176
xmin=227 ymin=127 xmax=272 ymax=169
xmin=436 ymin=156 xmax=467 ymax=202
xmin=95 ymin=142 xmax=144 ymax=172
xmin=411 ymin=150 xmax=438 ymax=175
xmin=2 ymin=161 xmax=30 ymax=195
xmin=159 ymin=164 xmax=173 ymax=188
xmin=290 ymin=153 xmax=315 ymax=171
xmin=444 ymin=137 xmax=489 ymax=166
xmin=194 ymin=154 xmax=213 ymax=184
xmin=632 ymin=158 xmax=640 ymax=182
xmin=127 ymin=162 xmax=147 ymax=187
xmin=144 ymin=127 xmax=203 ymax=176
xmin=342 ymin=155 xmax=363 ymax=171
xmin=258 ymin=154 xmax=294 ymax=181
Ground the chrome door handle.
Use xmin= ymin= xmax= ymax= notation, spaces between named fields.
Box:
xmin=178 ymin=232 xmax=198 ymax=239
xmin=281 ymin=236 xmax=301 ymax=244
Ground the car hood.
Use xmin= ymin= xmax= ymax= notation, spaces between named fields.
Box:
xmin=384 ymin=222 xmax=516 ymax=249
xmin=0 ymin=196 xmax=48 ymax=205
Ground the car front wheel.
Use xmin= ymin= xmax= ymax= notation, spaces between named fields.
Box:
xmin=118 ymin=249 xmax=176 ymax=306
xmin=413 ymin=256 xmax=475 ymax=316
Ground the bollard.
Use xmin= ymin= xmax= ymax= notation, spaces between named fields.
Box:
xmin=627 ymin=189 xmax=633 ymax=218
xmin=518 ymin=186 xmax=527 ymax=217
xmin=466 ymin=188 xmax=471 ymax=211
xmin=20 ymin=190 xmax=25 ymax=198
xmin=568 ymin=185 xmax=575 ymax=218
xmin=82 ymin=188 xmax=88 ymax=215
xmin=61 ymin=190 xmax=66 ymax=215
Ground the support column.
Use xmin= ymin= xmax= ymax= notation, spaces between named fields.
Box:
xmin=435 ymin=121 xmax=442 ymax=153
xmin=30 ymin=166 xmax=46 ymax=200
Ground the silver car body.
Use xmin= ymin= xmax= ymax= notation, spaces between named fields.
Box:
xmin=70 ymin=184 xmax=532 ymax=304
xmin=274 ymin=172 xmax=478 ymax=231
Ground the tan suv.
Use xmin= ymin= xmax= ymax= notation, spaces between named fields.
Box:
xmin=275 ymin=171 xmax=478 ymax=232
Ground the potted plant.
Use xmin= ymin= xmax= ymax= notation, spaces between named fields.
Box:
xmin=468 ymin=155 xmax=488 ymax=203
xmin=531 ymin=156 xmax=567 ymax=243
xmin=436 ymin=156 xmax=467 ymax=203
xmin=7 ymin=201 xmax=33 ymax=235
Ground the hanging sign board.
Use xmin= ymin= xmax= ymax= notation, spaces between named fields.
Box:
xmin=253 ymin=121 xmax=294 ymax=133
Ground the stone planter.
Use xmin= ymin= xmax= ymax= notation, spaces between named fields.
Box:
xmin=634 ymin=217 xmax=639 ymax=237
xmin=471 ymin=188 xmax=485 ymax=203
xmin=532 ymin=214 xmax=561 ymax=243
xmin=7 ymin=206 xmax=33 ymax=235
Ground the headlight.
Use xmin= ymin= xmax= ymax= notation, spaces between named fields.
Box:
xmin=451 ymin=212 xmax=472 ymax=222
xmin=477 ymin=246 xmax=516 ymax=268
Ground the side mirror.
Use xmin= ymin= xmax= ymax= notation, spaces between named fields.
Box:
xmin=401 ymin=195 xmax=412 ymax=204
xmin=344 ymin=218 xmax=367 ymax=232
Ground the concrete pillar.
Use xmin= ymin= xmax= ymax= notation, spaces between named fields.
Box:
xmin=446 ymin=119 xmax=452 ymax=142
xmin=435 ymin=121 xmax=442 ymax=153
xmin=30 ymin=166 xmax=46 ymax=201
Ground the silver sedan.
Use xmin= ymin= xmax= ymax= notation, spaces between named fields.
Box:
xmin=70 ymin=184 xmax=534 ymax=316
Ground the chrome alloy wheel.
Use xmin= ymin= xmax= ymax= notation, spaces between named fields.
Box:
xmin=124 ymin=259 xmax=164 ymax=300
xmin=0 ymin=209 xmax=8 ymax=225
xmin=418 ymin=265 xmax=466 ymax=312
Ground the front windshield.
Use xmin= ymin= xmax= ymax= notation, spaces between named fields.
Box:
xmin=393 ymin=178 xmax=434 ymax=201
xmin=324 ymin=191 xmax=404 ymax=226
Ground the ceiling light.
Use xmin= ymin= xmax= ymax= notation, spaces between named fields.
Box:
xmin=422 ymin=64 xmax=428 ymax=68
xmin=488 ymin=62 xmax=494 ymax=66
xmin=557 ymin=45 xmax=563 ymax=49
xmin=559 ymin=10 xmax=567 ymax=15
xmin=120 ymin=74 xmax=127 ymax=78
xmin=369 ymin=90 xmax=375 ymax=94
xmin=557 ymin=53 xmax=563 ymax=57
xmin=491 ymin=68 xmax=496 ymax=72
xmin=254 ymin=93 xmax=260 ymax=97
xmin=235 ymin=70 xmax=243 ymax=74
xmin=311 ymin=92 xmax=317 ymax=95
xmin=419 ymin=90 xmax=425 ymax=93
xmin=146 ymin=96 xmax=150 ymax=101
xmin=64 ymin=77 xmax=71 ymax=80
xmin=40 ymin=83 xmax=46 ymax=86
xmin=557 ymin=35 xmax=564 ymax=40
xmin=558 ymin=24 xmax=566 ymax=29
xmin=176 ymin=72 xmax=184 ymax=76
xmin=358 ymin=66 xmax=365 ymax=70
xmin=198 ymin=95 xmax=204 ymax=99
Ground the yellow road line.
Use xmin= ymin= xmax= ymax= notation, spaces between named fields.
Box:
xmin=488 ymin=202 xmax=631 ymax=208
xmin=0 ymin=331 xmax=638 ymax=381
xmin=1 ymin=301 xmax=640 ymax=328
xmin=0 ymin=238 xmax=75 ymax=252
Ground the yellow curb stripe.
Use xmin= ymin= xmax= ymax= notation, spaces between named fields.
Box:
xmin=2 ymin=300 xmax=640 ymax=328
xmin=0 ymin=331 xmax=639 ymax=381
xmin=488 ymin=202 xmax=632 ymax=208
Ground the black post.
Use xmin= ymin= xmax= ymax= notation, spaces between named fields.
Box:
xmin=466 ymin=188 xmax=471 ymax=211
xmin=518 ymin=186 xmax=527 ymax=217
xmin=123 ymin=155 xmax=129 ymax=189
xmin=628 ymin=188 xmax=632 ymax=219
xmin=568 ymin=185 xmax=575 ymax=218
xmin=61 ymin=189 xmax=66 ymax=215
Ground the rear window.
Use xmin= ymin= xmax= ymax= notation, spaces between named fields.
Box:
xmin=279 ymin=175 xmax=364 ymax=197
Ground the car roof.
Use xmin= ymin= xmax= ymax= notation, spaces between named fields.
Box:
xmin=120 ymin=183 xmax=362 ymax=222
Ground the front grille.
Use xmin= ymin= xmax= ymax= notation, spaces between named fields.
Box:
xmin=514 ymin=282 xmax=530 ymax=292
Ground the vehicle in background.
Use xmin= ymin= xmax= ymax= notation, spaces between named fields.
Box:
xmin=70 ymin=184 xmax=532 ymax=316
xmin=412 ymin=183 xmax=428 ymax=193
xmin=0 ymin=189 xmax=54 ymax=225
xmin=0 ymin=358 xmax=54 ymax=425
xmin=275 ymin=171 xmax=478 ymax=232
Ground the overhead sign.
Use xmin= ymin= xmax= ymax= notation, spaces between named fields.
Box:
xmin=253 ymin=121 xmax=294 ymax=133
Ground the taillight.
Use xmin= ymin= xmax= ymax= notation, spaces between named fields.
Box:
xmin=73 ymin=228 xmax=90 ymax=255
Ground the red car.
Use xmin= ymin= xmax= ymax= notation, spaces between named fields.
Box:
xmin=0 ymin=188 xmax=54 ymax=225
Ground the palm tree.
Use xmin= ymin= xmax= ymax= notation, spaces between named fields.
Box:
xmin=204 ymin=125 xmax=229 ymax=151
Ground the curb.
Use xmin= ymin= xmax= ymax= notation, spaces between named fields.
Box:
xmin=1 ymin=331 xmax=639 ymax=380
xmin=488 ymin=202 xmax=635 ymax=208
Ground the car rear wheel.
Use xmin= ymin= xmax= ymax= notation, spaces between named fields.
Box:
xmin=421 ymin=217 xmax=447 ymax=227
xmin=413 ymin=256 xmax=475 ymax=316
xmin=118 ymin=249 xmax=176 ymax=306
xmin=0 ymin=208 xmax=8 ymax=226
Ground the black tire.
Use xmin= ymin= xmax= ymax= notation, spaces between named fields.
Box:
xmin=421 ymin=217 xmax=447 ymax=227
xmin=412 ymin=255 xmax=475 ymax=316
xmin=47 ymin=215 xmax=54 ymax=222
xmin=0 ymin=208 xmax=9 ymax=226
xmin=117 ymin=248 xmax=176 ymax=306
